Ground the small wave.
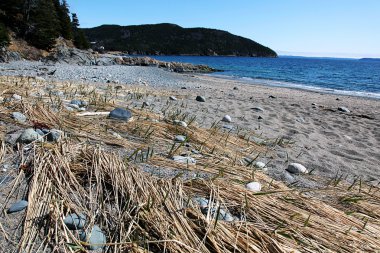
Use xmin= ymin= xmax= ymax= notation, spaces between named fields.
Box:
xmin=208 ymin=73 xmax=380 ymax=99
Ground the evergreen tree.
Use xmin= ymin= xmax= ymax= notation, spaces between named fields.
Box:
xmin=71 ymin=13 xmax=89 ymax=49
xmin=0 ymin=0 xmax=26 ymax=34
xmin=28 ymin=0 xmax=60 ymax=49
xmin=0 ymin=22 xmax=10 ymax=47
xmin=53 ymin=0 xmax=73 ymax=40
xmin=71 ymin=13 xmax=79 ymax=30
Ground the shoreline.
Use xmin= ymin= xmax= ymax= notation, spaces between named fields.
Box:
xmin=206 ymin=73 xmax=380 ymax=100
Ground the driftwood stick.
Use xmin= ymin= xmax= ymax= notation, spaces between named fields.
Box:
xmin=76 ymin=112 xmax=110 ymax=117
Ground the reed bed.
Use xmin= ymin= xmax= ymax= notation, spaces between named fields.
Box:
xmin=0 ymin=76 xmax=379 ymax=252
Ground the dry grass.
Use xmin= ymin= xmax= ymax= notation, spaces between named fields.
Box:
xmin=0 ymin=76 xmax=379 ymax=253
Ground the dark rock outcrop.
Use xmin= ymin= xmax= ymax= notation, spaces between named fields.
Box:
xmin=44 ymin=45 xmax=97 ymax=65
xmin=118 ymin=56 xmax=217 ymax=73
xmin=0 ymin=47 xmax=22 ymax=62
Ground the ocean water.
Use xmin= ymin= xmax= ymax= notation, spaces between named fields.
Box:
xmin=151 ymin=56 xmax=380 ymax=99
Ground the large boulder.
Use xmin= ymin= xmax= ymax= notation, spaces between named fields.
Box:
xmin=0 ymin=47 xmax=22 ymax=62
xmin=44 ymin=45 xmax=97 ymax=65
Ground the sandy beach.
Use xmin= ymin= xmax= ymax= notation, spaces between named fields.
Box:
xmin=167 ymin=74 xmax=380 ymax=186
xmin=1 ymin=61 xmax=379 ymax=187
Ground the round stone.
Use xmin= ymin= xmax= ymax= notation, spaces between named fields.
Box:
xmin=338 ymin=107 xmax=350 ymax=113
xmin=174 ymin=120 xmax=187 ymax=127
xmin=222 ymin=115 xmax=232 ymax=123
xmin=246 ymin=182 xmax=262 ymax=192
xmin=64 ymin=213 xmax=86 ymax=230
xmin=287 ymin=163 xmax=308 ymax=174
xmin=175 ymin=135 xmax=186 ymax=142
xmin=12 ymin=94 xmax=22 ymax=100
xmin=47 ymin=129 xmax=63 ymax=142
xmin=196 ymin=96 xmax=206 ymax=102
xmin=79 ymin=225 xmax=106 ymax=250
xmin=11 ymin=112 xmax=27 ymax=123
xmin=17 ymin=128 xmax=42 ymax=144
xmin=172 ymin=156 xmax=196 ymax=164
xmin=109 ymin=108 xmax=133 ymax=121
xmin=255 ymin=161 xmax=266 ymax=169
xmin=7 ymin=200 xmax=28 ymax=214
xmin=193 ymin=197 xmax=209 ymax=209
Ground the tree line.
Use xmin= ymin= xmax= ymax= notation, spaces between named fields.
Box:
xmin=0 ymin=0 xmax=89 ymax=50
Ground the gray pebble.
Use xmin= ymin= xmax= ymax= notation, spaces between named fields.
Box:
xmin=11 ymin=112 xmax=27 ymax=123
xmin=172 ymin=156 xmax=196 ymax=164
xmin=109 ymin=108 xmax=133 ymax=121
xmin=64 ymin=213 xmax=86 ymax=230
xmin=196 ymin=96 xmax=206 ymax=102
xmin=222 ymin=115 xmax=232 ymax=123
xmin=70 ymin=99 xmax=87 ymax=107
xmin=173 ymin=120 xmax=187 ymax=127
xmin=175 ymin=135 xmax=186 ymax=142
xmin=35 ymin=129 xmax=44 ymax=136
xmin=79 ymin=225 xmax=106 ymax=250
xmin=287 ymin=163 xmax=308 ymax=174
xmin=17 ymin=128 xmax=42 ymax=144
xmin=47 ymin=129 xmax=63 ymax=142
xmin=7 ymin=200 xmax=28 ymax=214
xmin=12 ymin=94 xmax=22 ymax=100
xmin=338 ymin=107 xmax=350 ymax=113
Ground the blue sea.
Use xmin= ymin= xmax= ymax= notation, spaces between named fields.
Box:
xmin=151 ymin=56 xmax=380 ymax=99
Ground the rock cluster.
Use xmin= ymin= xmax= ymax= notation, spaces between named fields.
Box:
xmin=118 ymin=56 xmax=217 ymax=73
xmin=43 ymin=45 xmax=217 ymax=73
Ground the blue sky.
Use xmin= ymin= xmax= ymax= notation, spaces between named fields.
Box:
xmin=66 ymin=0 xmax=380 ymax=58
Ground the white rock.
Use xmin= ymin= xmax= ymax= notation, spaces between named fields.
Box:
xmin=174 ymin=120 xmax=187 ymax=127
xmin=246 ymin=182 xmax=262 ymax=192
xmin=255 ymin=161 xmax=266 ymax=169
xmin=12 ymin=94 xmax=22 ymax=100
xmin=338 ymin=107 xmax=350 ymax=113
xmin=222 ymin=115 xmax=232 ymax=123
xmin=173 ymin=156 xmax=196 ymax=165
xmin=112 ymin=132 xmax=122 ymax=139
xmin=287 ymin=163 xmax=308 ymax=174
xmin=175 ymin=135 xmax=186 ymax=142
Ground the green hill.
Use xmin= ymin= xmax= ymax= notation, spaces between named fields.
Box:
xmin=82 ymin=23 xmax=277 ymax=57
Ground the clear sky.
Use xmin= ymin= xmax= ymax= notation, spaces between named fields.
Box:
xmin=66 ymin=0 xmax=380 ymax=58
